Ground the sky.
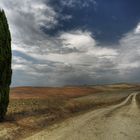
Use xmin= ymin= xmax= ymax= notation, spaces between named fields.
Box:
xmin=0 ymin=0 xmax=140 ymax=87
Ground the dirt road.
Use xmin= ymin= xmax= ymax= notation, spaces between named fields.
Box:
xmin=25 ymin=92 xmax=140 ymax=140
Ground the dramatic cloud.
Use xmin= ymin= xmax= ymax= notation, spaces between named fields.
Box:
xmin=116 ymin=23 xmax=140 ymax=80
xmin=0 ymin=0 xmax=140 ymax=86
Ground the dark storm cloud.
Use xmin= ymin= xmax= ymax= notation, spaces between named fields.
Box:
xmin=0 ymin=0 xmax=140 ymax=86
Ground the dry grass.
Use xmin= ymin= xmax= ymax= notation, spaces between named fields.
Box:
xmin=136 ymin=93 xmax=140 ymax=108
xmin=0 ymin=84 xmax=139 ymax=140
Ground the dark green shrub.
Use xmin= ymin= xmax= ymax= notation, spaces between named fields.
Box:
xmin=0 ymin=10 xmax=12 ymax=121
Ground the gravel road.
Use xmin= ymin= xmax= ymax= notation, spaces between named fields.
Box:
xmin=25 ymin=92 xmax=140 ymax=140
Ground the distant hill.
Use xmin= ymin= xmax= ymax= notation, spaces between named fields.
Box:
xmin=10 ymin=84 xmax=139 ymax=99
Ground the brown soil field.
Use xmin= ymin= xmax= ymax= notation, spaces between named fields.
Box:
xmin=10 ymin=86 xmax=99 ymax=99
xmin=10 ymin=83 xmax=139 ymax=99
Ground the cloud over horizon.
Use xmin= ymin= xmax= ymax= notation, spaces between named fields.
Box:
xmin=0 ymin=0 xmax=140 ymax=86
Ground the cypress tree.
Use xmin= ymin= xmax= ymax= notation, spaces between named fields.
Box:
xmin=0 ymin=10 xmax=12 ymax=121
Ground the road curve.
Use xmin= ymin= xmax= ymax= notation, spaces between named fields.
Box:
xmin=25 ymin=93 xmax=140 ymax=140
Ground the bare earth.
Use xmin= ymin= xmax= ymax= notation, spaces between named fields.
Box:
xmin=25 ymin=92 xmax=140 ymax=140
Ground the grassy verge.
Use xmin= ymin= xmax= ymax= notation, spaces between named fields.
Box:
xmin=136 ymin=93 xmax=140 ymax=108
